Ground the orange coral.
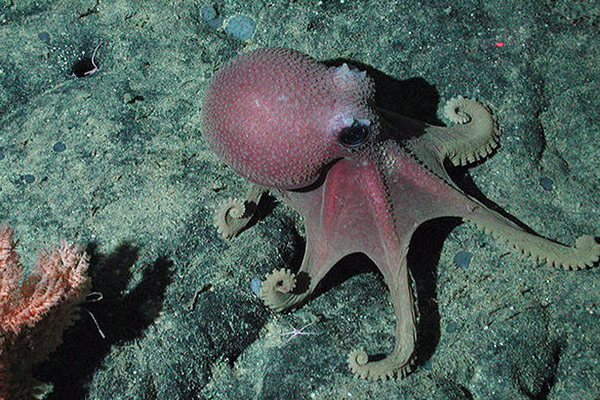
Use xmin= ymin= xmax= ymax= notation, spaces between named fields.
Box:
xmin=0 ymin=225 xmax=90 ymax=400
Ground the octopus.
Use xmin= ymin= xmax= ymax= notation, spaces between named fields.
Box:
xmin=200 ymin=47 xmax=600 ymax=380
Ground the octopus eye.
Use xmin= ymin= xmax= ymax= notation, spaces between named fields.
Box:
xmin=338 ymin=120 xmax=370 ymax=147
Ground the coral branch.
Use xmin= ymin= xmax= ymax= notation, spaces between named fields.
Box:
xmin=0 ymin=225 xmax=91 ymax=400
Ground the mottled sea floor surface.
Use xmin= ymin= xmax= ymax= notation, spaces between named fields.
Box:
xmin=1 ymin=1 xmax=599 ymax=399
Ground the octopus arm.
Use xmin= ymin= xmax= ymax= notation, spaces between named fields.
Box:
xmin=348 ymin=243 xmax=417 ymax=380
xmin=258 ymin=192 xmax=345 ymax=312
xmin=213 ymin=184 xmax=265 ymax=239
xmin=258 ymin=177 xmax=353 ymax=312
xmin=406 ymin=96 xmax=500 ymax=169
xmin=465 ymin=202 xmax=600 ymax=270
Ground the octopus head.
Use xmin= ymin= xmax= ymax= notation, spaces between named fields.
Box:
xmin=201 ymin=47 xmax=377 ymax=190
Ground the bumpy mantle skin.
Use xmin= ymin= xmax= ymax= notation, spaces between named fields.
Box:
xmin=201 ymin=47 xmax=600 ymax=380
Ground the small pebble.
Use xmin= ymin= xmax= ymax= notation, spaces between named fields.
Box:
xmin=201 ymin=4 xmax=217 ymax=20
xmin=453 ymin=250 xmax=472 ymax=269
xmin=540 ymin=177 xmax=553 ymax=191
xmin=38 ymin=31 xmax=51 ymax=44
xmin=201 ymin=5 xmax=223 ymax=30
xmin=225 ymin=15 xmax=256 ymax=41
xmin=445 ymin=321 xmax=459 ymax=333
xmin=250 ymin=276 xmax=262 ymax=295
xmin=53 ymin=141 xmax=66 ymax=152
xmin=23 ymin=174 xmax=35 ymax=184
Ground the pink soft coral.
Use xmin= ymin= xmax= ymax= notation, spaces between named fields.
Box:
xmin=0 ymin=225 xmax=90 ymax=400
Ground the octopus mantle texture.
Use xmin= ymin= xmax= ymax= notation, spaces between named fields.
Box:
xmin=200 ymin=47 xmax=600 ymax=380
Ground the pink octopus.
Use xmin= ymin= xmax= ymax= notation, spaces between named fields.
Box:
xmin=201 ymin=47 xmax=600 ymax=380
